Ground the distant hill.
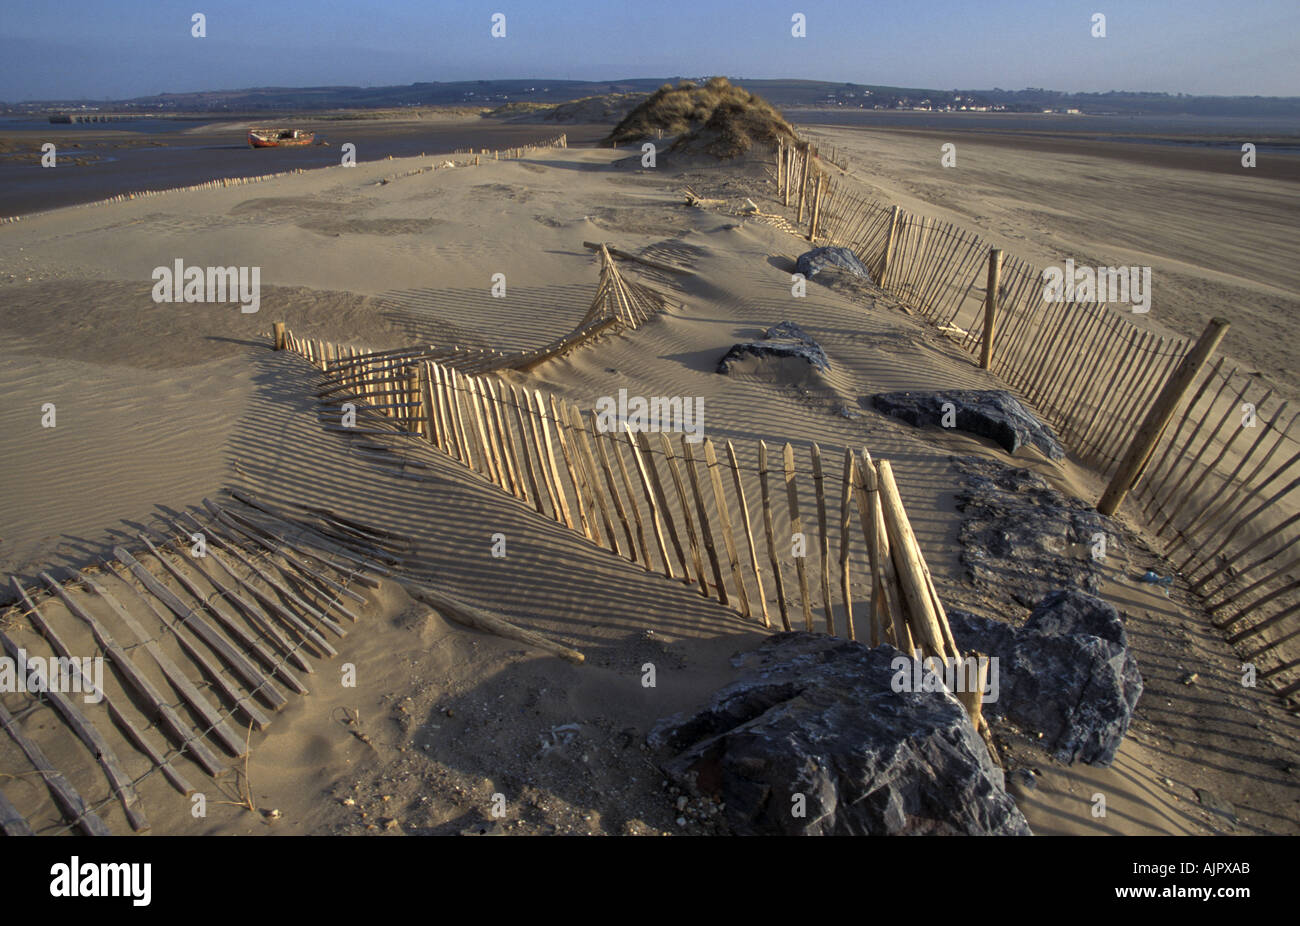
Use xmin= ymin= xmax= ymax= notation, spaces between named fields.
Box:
xmin=6 ymin=77 xmax=1299 ymax=119
xmin=488 ymin=93 xmax=648 ymax=124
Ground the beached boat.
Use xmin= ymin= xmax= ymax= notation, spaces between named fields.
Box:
xmin=248 ymin=128 xmax=316 ymax=148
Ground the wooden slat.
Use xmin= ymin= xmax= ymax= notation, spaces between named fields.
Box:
xmin=549 ymin=394 xmax=594 ymax=540
xmin=627 ymin=428 xmax=674 ymax=577
xmin=175 ymin=530 xmax=320 ymax=667
xmin=115 ymin=546 xmax=284 ymax=718
xmin=783 ymin=443 xmax=815 ymax=631
xmin=492 ymin=379 xmax=528 ymax=502
xmin=592 ymin=414 xmax=640 ymax=564
xmin=875 ymin=461 xmax=948 ymax=659
xmin=635 ymin=430 xmax=690 ymax=580
xmin=568 ymin=403 xmax=618 ymax=552
xmin=534 ymin=390 xmax=576 ymax=530
xmin=0 ymin=701 xmax=111 ymax=836
xmin=41 ymin=570 xmax=239 ymax=774
xmin=195 ymin=507 xmax=347 ymax=641
xmin=509 ymin=384 xmax=546 ymax=515
xmin=681 ymin=436 xmax=728 ymax=605
xmin=856 ymin=452 xmax=908 ymax=650
xmin=106 ymin=561 xmax=271 ymax=732
xmin=838 ymin=448 xmax=856 ymax=641
xmin=810 ymin=443 xmax=835 ymax=634
xmin=466 ymin=376 xmax=501 ymax=485
xmin=727 ymin=440 xmax=769 ymax=627
xmin=222 ymin=491 xmax=390 ymax=582
xmin=448 ymin=369 xmax=477 ymax=471
xmin=0 ymin=786 xmax=34 ymax=836
xmin=205 ymin=507 xmax=360 ymax=627
xmin=659 ymin=433 xmax=708 ymax=596
xmin=759 ymin=441 xmax=791 ymax=631
xmin=6 ymin=581 xmax=150 ymax=831
xmin=139 ymin=533 xmax=303 ymax=701
xmin=78 ymin=569 xmax=236 ymax=774
xmin=519 ymin=385 xmax=560 ymax=519
xmin=703 ymin=438 xmax=751 ymax=619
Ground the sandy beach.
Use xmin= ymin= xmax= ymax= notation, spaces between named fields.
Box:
xmin=1 ymin=113 xmax=1297 ymax=837
xmin=795 ymin=118 xmax=1300 ymax=399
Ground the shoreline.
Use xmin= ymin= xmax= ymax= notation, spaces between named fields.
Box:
xmin=0 ymin=119 xmax=607 ymax=218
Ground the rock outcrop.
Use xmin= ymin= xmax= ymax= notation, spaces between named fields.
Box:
xmin=871 ymin=390 xmax=1064 ymax=460
xmin=648 ymin=632 xmax=1032 ymax=835
xmin=717 ymin=321 xmax=831 ymax=374
xmin=948 ymin=589 xmax=1143 ymax=766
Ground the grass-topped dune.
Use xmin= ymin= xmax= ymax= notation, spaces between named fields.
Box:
xmin=605 ymin=77 xmax=799 ymax=158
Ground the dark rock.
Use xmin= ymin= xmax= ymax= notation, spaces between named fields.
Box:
xmin=1195 ymin=788 xmax=1237 ymax=823
xmin=953 ymin=456 xmax=1126 ymax=606
xmin=1009 ymin=768 xmax=1038 ymax=793
xmin=870 ymin=390 xmax=1064 ymax=460
xmin=948 ymin=589 xmax=1143 ymax=767
xmin=717 ymin=321 xmax=830 ymax=374
xmin=648 ymin=632 xmax=1031 ymax=835
xmin=795 ymin=246 xmax=873 ymax=282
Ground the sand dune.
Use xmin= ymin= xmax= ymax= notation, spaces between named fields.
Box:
xmin=1 ymin=139 xmax=1296 ymax=835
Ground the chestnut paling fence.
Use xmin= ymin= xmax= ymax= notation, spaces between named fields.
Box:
xmin=277 ymin=312 xmax=999 ymax=747
xmin=774 ymin=139 xmax=1300 ymax=701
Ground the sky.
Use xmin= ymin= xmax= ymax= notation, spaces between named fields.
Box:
xmin=1 ymin=0 xmax=1296 ymax=101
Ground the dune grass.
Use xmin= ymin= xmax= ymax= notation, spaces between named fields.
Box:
xmin=605 ymin=77 xmax=799 ymax=157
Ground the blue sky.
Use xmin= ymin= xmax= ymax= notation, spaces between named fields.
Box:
xmin=1 ymin=0 xmax=1296 ymax=100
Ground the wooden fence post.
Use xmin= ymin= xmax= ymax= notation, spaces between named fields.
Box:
xmin=1097 ymin=317 xmax=1231 ymax=516
xmin=879 ymin=205 xmax=900 ymax=286
xmin=980 ymin=248 xmax=1002 ymax=370
xmin=797 ymin=147 xmax=812 ymax=223
xmin=272 ymin=322 xmax=286 ymax=351
xmin=808 ymin=175 xmax=824 ymax=241
xmin=783 ymin=443 xmax=815 ymax=631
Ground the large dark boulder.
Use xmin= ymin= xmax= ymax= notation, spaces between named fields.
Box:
xmin=953 ymin=456 xmax=1125 ymax=606
xmin=870 ymin=390 xmax=1064 ymax=460
xmin=648 ymin=632 xmax=1031 ymax=835
xmin=795 ymin=246 xmax=873 ymax=282
xmin=716 ymin=321 xmax=830 ymax=374
xmin=948 ymin=589 xmax=1142 ymax=767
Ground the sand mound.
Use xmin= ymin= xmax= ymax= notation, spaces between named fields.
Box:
xmin=605 ymin=78 xmax=797 ymax=158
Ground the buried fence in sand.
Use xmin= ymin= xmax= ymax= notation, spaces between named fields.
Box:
xmin=1 ymin=496 xmax=393 ymax=835
xmin=279 ymin=323 xmax=995 ymax=748
xmin=775 ymin=138 xmax=1300 ymax=701
xmin=275 ymin=245 xmax=998 ymax=746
